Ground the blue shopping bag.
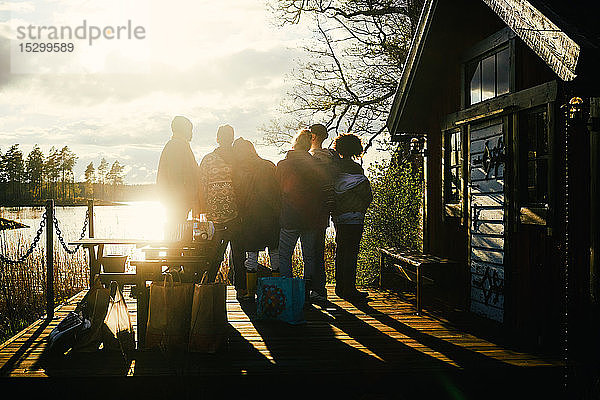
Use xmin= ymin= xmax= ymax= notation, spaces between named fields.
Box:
xmin=256 ymin=277 xmax=305 ymax=324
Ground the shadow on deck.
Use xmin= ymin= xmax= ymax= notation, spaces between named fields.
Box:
xmin=0 ymin=286 xmax=564 ymax=399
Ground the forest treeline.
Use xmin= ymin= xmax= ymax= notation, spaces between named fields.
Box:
xmin=0 ymin=143 xmax=127 ymax=204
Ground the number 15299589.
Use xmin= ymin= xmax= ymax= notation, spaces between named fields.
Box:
xmin=18 ymin=42 xmax=74 ymax=52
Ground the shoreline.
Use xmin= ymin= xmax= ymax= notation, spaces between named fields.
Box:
xmin=0 ymin=200 xmax=126 ymax=207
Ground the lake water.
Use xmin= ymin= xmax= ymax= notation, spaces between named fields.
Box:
xmin=0 ymin=202 xmax=168 ymax=263
xmin=0 ymin=201 xmax=333 ymax=271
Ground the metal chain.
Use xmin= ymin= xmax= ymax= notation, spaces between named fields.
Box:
xmin=53 ymin=208 xmax=89 ymax=254
xmin=0 ymin=212 xmax=47 ymax=264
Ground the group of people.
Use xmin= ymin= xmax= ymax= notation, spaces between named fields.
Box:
xmin=156 ymin=116 xmax=372 ymax=303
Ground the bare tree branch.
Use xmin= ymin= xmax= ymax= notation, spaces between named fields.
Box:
xmin=263 ymin=0 xmax=425 ymax=154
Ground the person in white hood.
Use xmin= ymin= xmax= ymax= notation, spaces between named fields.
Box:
xmin=332 ymin=134 xmax=373 ymax=300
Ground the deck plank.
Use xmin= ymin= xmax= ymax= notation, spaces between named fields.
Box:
xmin=0 ymin=285 xmax=564 ymax=397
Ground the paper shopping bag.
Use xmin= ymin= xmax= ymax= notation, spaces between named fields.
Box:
xmin=188 ymin=272 xmax=228 ymax=353
xmin=256 ymin=277 xmax=305 ymax=324
xmin=103 ymin=281 xmax=135 ymax=356
xmin=145 ymin=273 xmax=194 ymax=351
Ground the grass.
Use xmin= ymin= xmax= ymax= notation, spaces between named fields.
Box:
xmin=0 ymin=230 xmax=88 ymax=343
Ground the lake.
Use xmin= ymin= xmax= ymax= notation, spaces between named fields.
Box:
xmin=0 ymin=202 xmax=167 ymax=263
xmin=0 ymin=201 xmax=333 ymax=272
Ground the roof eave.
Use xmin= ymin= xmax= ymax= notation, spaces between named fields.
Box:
xmin=386 ymin=0 xmax=437 ymax=136
xmin=481 ymin=0 xmax=580 ymax=81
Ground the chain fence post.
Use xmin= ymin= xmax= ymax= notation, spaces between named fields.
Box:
xmin=46 ymin=199 xmax=54 ymax=321
xmin=87 ymin=199 xmax=94 ymax=239
xmin=87 ymin=199 xmax=95 ymax=288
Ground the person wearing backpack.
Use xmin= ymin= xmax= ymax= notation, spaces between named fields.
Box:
xmin=332 ymin=134 xmax=373 ymax=300
xmin=198 ymin=124 xmax=245 ymax=298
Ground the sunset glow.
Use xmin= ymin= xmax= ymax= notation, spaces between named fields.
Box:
xmin=0 ymin=0 xmax=310 ymax=184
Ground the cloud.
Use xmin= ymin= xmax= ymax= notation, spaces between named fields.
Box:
xmin=0 ymin=45 xmax=301 ymax=104
xmin=0 ymin=1 xmax=35 ymax=13
xmin=0 ymin=36 xmax=10 ymax=85
xmin=0 ymin=0 xmax=313 ymax=184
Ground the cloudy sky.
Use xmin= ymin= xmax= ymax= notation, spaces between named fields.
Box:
xmin=0 ymin=0 xmax=313 ymax=184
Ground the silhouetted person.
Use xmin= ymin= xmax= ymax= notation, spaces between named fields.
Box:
xmin=233 ymin=137 xmax=280 ymax=299
xmin=198 ymin=124 xmax=245 ymax=297
xmin=332 ymin=134 xmax=372 ymax=300
xmin=307 ymin=123 xmax=338 ymax=302
xmin=276 ymin=129 xmax=332 ymax=301
xmin=156 ymin=116 xmax=198 ymax=240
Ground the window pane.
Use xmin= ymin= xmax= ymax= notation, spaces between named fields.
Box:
xmin=454 ymin=131 xmax=461 ymax=151
xmin=481 ymin=55 xmax=495 ymax=101
xmin=536 ymin=159 xmax=548 ymax=203
xmin=450 ymin=167 xmax=461 ymax=202
xmin=523 ymin=110 xmax=549 ymax=205
xmin=469 ymin=62 xmax=481 ymax=105
xmin=527 ymin=110 xmax=548 ymax=155
xmin=536 ymin=111 xmax=548 ymax=155
xmin=527 ymin=160 xmax=537 ymax=201
xmin=445 ymin=130 xmax=462 ymax=204
xmin=497 ymin=47 xmax=509 ymax=95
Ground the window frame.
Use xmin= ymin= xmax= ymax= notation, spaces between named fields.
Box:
xmin=461 ymin=27 xmax=516 ymax=110
xmin=442 ymin=127 xmax=465 ymax=219
xmin=517 ymin=104 xmax=553 ymax=225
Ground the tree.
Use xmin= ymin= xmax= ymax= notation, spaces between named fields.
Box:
xmin=107 ymin=160 xmax=125 ymax=186
xmin=0 ymin=149 xmax=5 ymax=184
xmin=58 ymin=146 xmax=77 ymax=202
xmin=264 ymin=0 xmax=424 ymax=152
xmin=2 ymin=144 xmax=25 ymax=201
xmin=84 ymin=162 xmax=96 ymax=199
xmin=358 ymin=144 xmax=423 ymax=284
xmin=0 ymin=149 xmax=6 ymax=201
xmin=45 ymin=146 xmax=61 ymax=199
xmin=25 ymin=145 xmax=45 ymax=200
xmin=97 ymin=158 xmax=109 ymax=199
xmin=106 ymin=160 xmax=125 ymax=201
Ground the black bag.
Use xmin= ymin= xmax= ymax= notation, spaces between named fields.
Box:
xmin=46 ymin=311 xmax=90 ymax=356
xmin=72 ymin=277 xmax=110 ymax=352
xmin=46 ymin=276 xmax=110 ymax=356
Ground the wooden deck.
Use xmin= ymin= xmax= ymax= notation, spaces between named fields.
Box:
xmin=0 ymin=286 xmax=564 ymax=399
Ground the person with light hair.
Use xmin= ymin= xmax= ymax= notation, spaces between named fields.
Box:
xmin=276 ymin=129 xmax=333 ymax=302
xmin=156 ymin=116 xmax=198 ymax=240
xmin=307 ymin=123 xmax=338 ymax=302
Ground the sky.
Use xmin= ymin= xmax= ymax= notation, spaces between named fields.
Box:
xmin=0 ymin=0 xmax=316 ymax=184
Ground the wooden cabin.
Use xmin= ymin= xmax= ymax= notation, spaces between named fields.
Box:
xmin=386 ymin=0 xmax=600 ymax=357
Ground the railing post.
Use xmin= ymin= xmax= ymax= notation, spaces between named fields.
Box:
xmin=87 ymin=199 xmax=94 ymax=239
xmin=87 ymin=199 xmax=98 ymax=288
xmin=46 ymin=199 xmax=54 ymax=321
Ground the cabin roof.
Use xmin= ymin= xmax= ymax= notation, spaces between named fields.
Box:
xmin=387 ymin=0 xmax=600 ymax=135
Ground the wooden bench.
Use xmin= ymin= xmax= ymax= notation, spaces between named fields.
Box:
xmin=379 ymin=248 xmax=461 ymax=314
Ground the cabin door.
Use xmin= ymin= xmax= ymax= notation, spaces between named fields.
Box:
xmin=469 ymin=120 xmax=506 ymax=322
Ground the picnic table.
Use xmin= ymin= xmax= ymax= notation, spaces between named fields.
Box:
xmin=69 ymin=238 xmax=215 ymax=347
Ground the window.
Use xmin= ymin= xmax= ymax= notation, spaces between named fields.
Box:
xmin=467 ymin=47 xmax=510 ymax=106
xmin=521 ymin=108 xmax=549 ymax=205
xmin=444 ymin=129 xmax=462 ymax=208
